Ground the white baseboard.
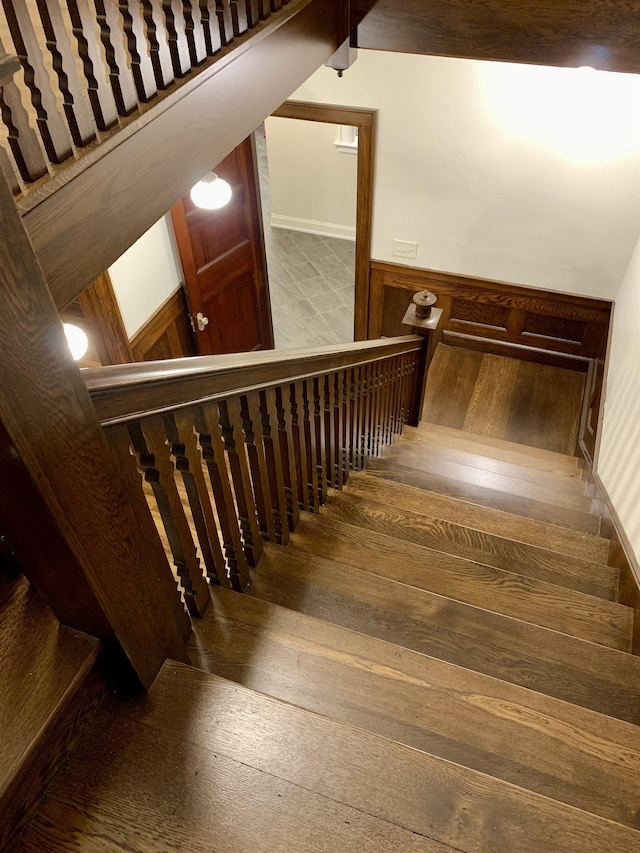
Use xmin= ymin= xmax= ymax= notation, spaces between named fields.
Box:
xmin=270 ymin=215 xmax=356 ymax=242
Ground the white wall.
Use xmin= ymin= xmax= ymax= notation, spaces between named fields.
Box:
xmin=293 ymin=51 xmax=640 ymax=298
xmin=597 ymin=237 xmax=640 ymax=563
xmin=108 ymin=215 xmax=184 ymax=338
xmin=265 ymin=117 xmax=357 ymax=239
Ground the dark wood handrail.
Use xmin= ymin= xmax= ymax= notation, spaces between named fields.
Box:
xmin=84 ymin=336 xmax=423 ymax=425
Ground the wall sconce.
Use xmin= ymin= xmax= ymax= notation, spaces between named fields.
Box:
xmin=190 ymin=171 xmax=232 ymax=210
xmin=63 ymin=323 xmax=89 ymax=361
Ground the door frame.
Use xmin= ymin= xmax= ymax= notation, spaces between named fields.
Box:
xmin=270 ymin=101 xmax=377 ymax=342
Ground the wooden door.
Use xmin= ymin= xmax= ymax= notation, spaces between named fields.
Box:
xmin=170 ymin=135 xmax=273 ymax=355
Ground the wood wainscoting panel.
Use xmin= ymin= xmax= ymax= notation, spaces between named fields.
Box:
xmin=369 ymin=262 xmax=612 ymax=371
xmin=131 ymin=289 xmax=197 ymax=362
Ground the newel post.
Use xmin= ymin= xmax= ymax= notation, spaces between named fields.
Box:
xmin=0 ymin=140 xmax=189 ymax=688
xmin=403 ymin=290 xmax=443 ymax=426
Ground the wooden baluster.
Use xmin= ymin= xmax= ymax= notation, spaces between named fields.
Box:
xmin=403 ymin=352 xmax=417 ymax=427
xmin=313 ymin=376 xmax=327 ymax=505
xmin=360 ymin=361 xmax=372 ymax=463
xmin=118 ymin=0 xmax=158 ymax=102
xmin=93 ymin=0 xmax=139 ymax=116
xmin=215 ymin=0 xmax=234 ymax=46
xmin=329 ymin=372 xmax=341 ymax=488
xmin=275 ymin=385 xmax=300 ymax=531
xmin=302 ymin=379 xmax=320 ymax=511
xmin=390 ymin=355 xmax=402 ymax=436
xmin=34 ymin=0 xmax=97 ymax=146
xmin=372 ymin=359 xmax=383 ymax=456
xmin=256 ymin=0 xmax=270 ymax=19
xmin=240 ymin=392 xmax=276 ymax=542
xmin=129 ymin=419 xmax=211 ymax=617
xmin=342 ymin=368 xmax=353 ymax=482
xmin=164 ymin=411 xmax=229 ymax=588
xmin=218 ymin=397 xmax=263 ymax=565
xmin=289 ymin=381 xmax=309 ymax=510
xmin=381 ymin=357 xmax=392 ymax=446
xmin=229 ymin=0 xmax=248 ymax=36
xmin=141 ymin=0 xmax=175 ymax=90
xmin=66 ymin=0 xmax=119 ymax=130
xmin=0 ymin=40 xmax=49 ymax=182
xmin=244 ymin=0 xmax=260 ymax=28
xmin=195 ymin=404 xmax=249 ymax=591
xmin=161 ymin=0 xmax=191 ymax=77
xmin=351 ymin=364 xmax=363 ymax=470
xmin=182 ymin=0 xmax=207 ymax=65
xmin=335 ymin=370 xmax=345 ymax=489
xmin=270 ymin=0 xmax=282 ymax=10
xmin=1 ymin=0 xmax=74 ymax=162
xmin=322 ymin=373 xmax=335 ymax=488
xmin=198 ymin=0 xmax=221 ymax=55
xmin=259 ymin=388 xmax=289 ymax=545
xmin=398 ymin=354 xmax=410 ymax=431
xmin=0 ymin=139 xmax=20 ymax=193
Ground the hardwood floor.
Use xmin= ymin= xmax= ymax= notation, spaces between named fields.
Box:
xmin=422 ymin=345 xmax=586 ymax=454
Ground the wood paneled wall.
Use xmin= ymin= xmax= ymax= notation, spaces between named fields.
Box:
xmin=369 ymin=262 xmax=612 ymax=372
xmin=130 ymin=288 xmax=197 ymax=362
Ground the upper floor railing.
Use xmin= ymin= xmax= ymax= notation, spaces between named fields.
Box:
xmin=0 ymin=0 xmax=294 ymax=197
xmin=84 ymin=335 xmax=424 ymax=613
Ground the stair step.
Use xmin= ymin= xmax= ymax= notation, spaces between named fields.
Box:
xmin=380 ymin=443 xmax=593 ymax=511
xmin=323 ymin=491 xmax=617 ymax=600
xmin=288 ymin=513 xmax=631 ymax=650
xmin=347 ymin=471 xmax=610 ymax=563
xmin=247 ymin=545 xmax=640 ymax=723
xmin=411 ymin=422 xmax=582 ymax=475
xmin=17 ymin=658 xmax=640 ymax=853
xmin=397 ymin=431 xmax=588 ymax=493
xmin=0 ymin=574 xmax=102 ymax=849
xmin=366 ymin=458 xmax=601 ymax=534
xmin=191 ymin=588 xmax=640 ymax=830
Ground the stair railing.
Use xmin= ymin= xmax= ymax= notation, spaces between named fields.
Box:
xmin=83 ymin=336 xmax=424 ymax=611
xmin=0 ymin=0 xmax=293 ymax=196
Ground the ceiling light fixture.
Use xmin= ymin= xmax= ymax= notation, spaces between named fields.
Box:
xmin=190 ymin=171 xmax=232 ymax=210
xmin=63 ymin=323 xmax=89 ymax=361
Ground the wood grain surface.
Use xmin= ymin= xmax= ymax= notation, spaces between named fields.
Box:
xmin=346 ymin=470 xmax=610 ymax=563
xmin=323 ymin=491 xmax=613 ymax=597
xmin=366 ymin=459 xmax=601 ymax=534
xmin=287 ymin=513 xmax=630 ymax=649
xmin=190 ymin=588 xmax=640 ymax=828
xmin=247 ymin=546 xmax=640 ymax=722
xmin=14 ymin=659 xmax=640 ymax=852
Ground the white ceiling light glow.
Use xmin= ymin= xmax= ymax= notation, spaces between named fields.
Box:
xmin=190 ymin=171 xmax=232 ymax=210
xmin=63 ymin=323 xmax=89 ymax=361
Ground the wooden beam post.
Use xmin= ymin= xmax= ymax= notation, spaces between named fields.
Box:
xmin=78 ymin=272 xmax=135 ymax=365
xmin=0 ymin=169 xmax=190 ymax=689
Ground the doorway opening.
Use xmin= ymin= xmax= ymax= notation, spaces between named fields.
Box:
xmin=257 ymin=101 xmax=376 ymax=348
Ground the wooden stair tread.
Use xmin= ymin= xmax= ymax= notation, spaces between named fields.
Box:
xmin=396 ymin=433 xmax=588 ymax=494
xmin=16 ymin=658 xmax=640 ymax=852
xmin=247 ymin=546 xmax=640 ymax=723
xmin=380 ymin=444 xmax=593 ymax=512
xmin=0 ymin=574 xmax=101 ymax=848
xmin=347 ymin=471 xmax=610 ymax=563
xmin=323 ymin=491 xmax=617 ymax=600
xmin=416 ymin=421 xmax=582 ymax=469
xmin=190 ymin=588 xmax=640 ymax=829
xmin=289 ymin=513 xmax=631 ymax=650
xmin=365 ymin=458 xmax=601 ymax=534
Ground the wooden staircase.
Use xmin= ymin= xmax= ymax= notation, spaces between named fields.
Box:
xmin=11 ymin=420 xmax=640 ymax=852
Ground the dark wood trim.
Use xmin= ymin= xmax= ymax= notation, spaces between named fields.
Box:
xmin=83 ymin=336 xmax=423 ymax=425
xmin=271 ymin=100 xmax=376 ymax=341
xmin=130 ymin=288 xmax=197 ymax=362
xmin=0 ymin=168 xmax=189 ymax=689
xmin=22 ymin=0 xmax=342 ymax=310
xmin=78 ymin=273 xmax=134 ymax=365
xmin=369 ymin=260 xmax=611 ymax=369
xmin=353 ymin=0 xmax=640 ymax=74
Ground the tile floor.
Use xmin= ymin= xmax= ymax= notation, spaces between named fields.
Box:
xmin=255 ymin=127 xmax=356 ymax=349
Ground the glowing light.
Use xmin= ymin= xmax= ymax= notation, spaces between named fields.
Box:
xmin=63 ymin=323 xmax=89 ymax=361
xmin=482 ymin=63 xmax=640 ymax=162
xmin=190 ymin=172 xmax=232 ymax=210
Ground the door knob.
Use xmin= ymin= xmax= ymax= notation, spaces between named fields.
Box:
xmin=196 ymin=312 xmax=209 ymax=332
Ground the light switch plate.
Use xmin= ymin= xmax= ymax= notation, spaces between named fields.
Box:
xmin=393 ymin=239 xmax=418 ymax=259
